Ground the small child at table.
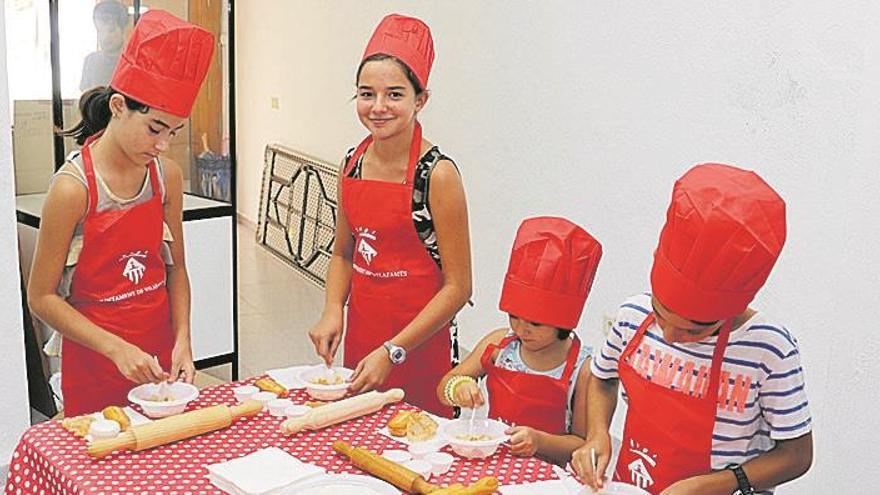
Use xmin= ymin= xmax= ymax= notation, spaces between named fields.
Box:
xmin=436 ymin=216 xmax=602 ymax=465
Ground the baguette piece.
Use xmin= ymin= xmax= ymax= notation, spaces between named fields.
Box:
xmin=387 ymin=410 xmax=414 ymax=437
xmin=406 ymin=412 xmax=438 ymax=442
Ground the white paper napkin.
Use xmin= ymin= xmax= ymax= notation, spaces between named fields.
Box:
xmin=501 ymin=480 xmax=573 ymax=494
xmin=207 ymin=447 xmax=324 ymax=495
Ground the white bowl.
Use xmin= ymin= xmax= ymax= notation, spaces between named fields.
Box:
xmin=440 ymin=418 xmax=509 ymax=459
xmin=128 ymin=382 xmax=199 ymax=418
xmin=424 ymin=452 xmax=454 ymax=476
xmin=407 ymin=439 xmax=444 ymax=459
xmin=579 ymin=482 xmax=651 ymax=495
xmin=233 ymin=385 xmax=259 ymax=402
xmin=268 ymin=399 xmax=293 ymax=417
xmin=89 ymin=419 xmax=121 ymax=440
xmin=284 ymin=405 xmax=311 ymax=418
xmin=403 ymin=459 xmax=432 ymax=480
xmin=297 ymin=366 xmax=353 ymax=401
xmin=382 ymin=449 xmax=412 ymax=464
xmin=252 ymin=391 xmax=278 ymax=410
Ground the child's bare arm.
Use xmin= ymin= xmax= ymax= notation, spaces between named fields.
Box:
xmin=661 ymin=433 xmax=813 ymax=494
xmin=528 ymin=358 xmax=592 ymax=464
xmin=436 ymin=328 xmax=508 ymax=407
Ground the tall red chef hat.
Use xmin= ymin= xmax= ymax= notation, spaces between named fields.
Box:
xmin=110 ymin=10 xmax=214 ymax=118
xmin=651 ymin=163 xmax=787 ymax=322
xmin=499 ymin=217 xmax=603 ymax=330
xmin=362 ymin=14 xmax=434 ymax=89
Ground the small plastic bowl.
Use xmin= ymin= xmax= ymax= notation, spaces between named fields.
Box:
xmin=297 ymin=366 xmax=353 ymax=401
xmin=267 ymin=399 xmax=292 ymax=417
xmin=440 ymin=418 xmax=509 ymax=459
xmin=233 ymin=385 xmax=259 ymax=403
xmin=128 ymin=382 xmax=199 ymax=418
xmin=89 ymin=419 xmax=121 ymax=440
xmin=424 ymin=452 xmax=454 ymax=476
xmin=403 ymin=459 xmax=432 ymax=480
xmin=407 ymin=439 xmax=444 ymax=459
xmin=382 ymin=449 xmax=412 ymax=464
xmin=251 ymin=391 xmax=278 ymax=410
xmin=284 ymin=405 xmax=311 ymax=418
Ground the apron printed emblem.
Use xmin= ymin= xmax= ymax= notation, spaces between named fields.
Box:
xmin=626 ymin=439 xmax=658 ymax=489
xmin=120 ymin=251 xmax=148 ymax=284
xmin=355 ymin=227 xmax=379 ymax=265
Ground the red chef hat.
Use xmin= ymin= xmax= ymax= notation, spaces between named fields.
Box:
xmin=362 ymin=14 xmax=434 ymax=89
xmin=110 ymin=10 xmax=214 ymax=117
xmin=651 ymin=163 xmax=787 ymax=322
xmin=499 ymin=217 xmax=603 ymax=329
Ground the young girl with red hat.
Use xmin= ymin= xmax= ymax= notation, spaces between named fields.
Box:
xmin=28 ymin=10 xmax=214 ymax=416
xmin=572 ymin=164 xmax=813 ymax=495
xmin=436 ymin=217 xmax=602 ymax=465
xmin=308 ymin=14 xmax=472 ymax=417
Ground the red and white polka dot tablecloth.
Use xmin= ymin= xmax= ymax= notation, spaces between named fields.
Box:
xmin=5 ymin=377 xmax=557 ymax=494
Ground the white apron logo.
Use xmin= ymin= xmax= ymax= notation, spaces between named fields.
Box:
xmin=626 ymin=439 xmax=658 ymax=489
xmin=354 ymin=228 xmax=378 ymax=265
xmin=120 ymin=251 xmax=148 ymax=284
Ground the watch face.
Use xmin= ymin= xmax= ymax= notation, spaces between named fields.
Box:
xmin=391 ymin=349 xmax=405 ymax=362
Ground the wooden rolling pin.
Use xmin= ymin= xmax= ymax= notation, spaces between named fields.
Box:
xmin=88 ymin=399 xmax=262 ymax=458
xmin=332 ymin=441 xmax=498 ymax=495
xmin=281 ymin=388 xmax=404 ymax=435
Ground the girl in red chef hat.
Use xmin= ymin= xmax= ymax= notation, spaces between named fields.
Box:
xmin=28 ymin=10 xmax=214 ymax=416
xmin=572 ymin=164 xmax=813 ymax=495
xmin=308 ymin=14 xmax=472 ymax=418
xmin=437 ymin=217 xmax=602 ymax=465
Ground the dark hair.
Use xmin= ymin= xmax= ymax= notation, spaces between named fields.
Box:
xmin=93 ymin=0 xmax=128 ymax=28
xmin=58 ymin=86 xmax=149 ymax=145
xmin=356 ymin=53 xmax=424 ymax=95
xmin=557 ymin=328 xmax=573 ymax=340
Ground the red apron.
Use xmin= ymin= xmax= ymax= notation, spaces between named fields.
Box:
xmin=613 ymin=314 xmax=731 ymax=494
xmin=481 ymin=335 xmax=582 ymax=435
xmin=341 ymin=123 xmax=452 ymax=417
xmin=61 ymin=134 xmax=174 ymax=416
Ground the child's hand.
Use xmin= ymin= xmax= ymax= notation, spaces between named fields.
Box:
xmin=453 ymin=380 xmax=485 ymax=408
xmin=506 ymin=426 xmax=542 ymax=457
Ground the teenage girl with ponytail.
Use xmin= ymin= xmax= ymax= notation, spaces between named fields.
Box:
xmin=27 ymin=11 xmax=214 ymax=415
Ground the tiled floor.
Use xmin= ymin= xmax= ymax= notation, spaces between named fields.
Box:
xmin=202 ymin=220 xmax=331 ymax=382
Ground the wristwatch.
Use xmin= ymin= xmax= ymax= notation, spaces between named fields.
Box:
xmin=727 ymin=464 xmax=755 ymax=495
xmin=383 ymin=341 xmax=407 ymax=364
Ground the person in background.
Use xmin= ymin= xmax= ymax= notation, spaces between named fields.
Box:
xmin=572 ymin=163 xmax=813 ymax=495
xmin=80 ymin=0 xmax=128 ymax=91
xmin=29 ymin=10 xmax=214 ymax=416
xmin=437 ymin=217 xmax=601 ymax=465
xmin=309 ymin=13 xmax=472 ymax=417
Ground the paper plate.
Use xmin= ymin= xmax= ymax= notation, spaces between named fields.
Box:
xmin=281 ymin=474 xmax=398 ymax=495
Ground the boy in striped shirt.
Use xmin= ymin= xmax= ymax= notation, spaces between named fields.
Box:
xmin=572 ymin=164 xmax=813 ymax=495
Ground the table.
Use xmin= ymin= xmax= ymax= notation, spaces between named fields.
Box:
xmin=5 ymin=377 xmax=559 ymax=494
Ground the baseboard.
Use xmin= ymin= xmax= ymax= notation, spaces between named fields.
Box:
xmin=237 ymin=214 xmax=257 ymax=231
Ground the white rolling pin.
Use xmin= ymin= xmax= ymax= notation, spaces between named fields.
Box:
xmin=281 ymin=388 xmax=404 ymax=435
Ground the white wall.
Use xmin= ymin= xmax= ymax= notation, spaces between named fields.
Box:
xmin=236 ymin=1 xmax=880 ymax=491
xmin=0 ymin=0 xmax=35 ymax=467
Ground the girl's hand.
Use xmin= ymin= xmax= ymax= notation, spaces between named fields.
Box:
xmin=170 ymin=338 xmax=195 ymax=383
xmin=109 ymin=342 xmax=168 ymax=384
xmin=452 ymin=380 xmax=485 ymax=408
xmin=571 ymin=433 xmax=612 ymax=491
xmin=347 ymin=346 xmax=394 ymax=394
xmin=308 ymin=311 xmax=344 ymax=366
xmin=506 ymin=425 xmax=542 ymax=457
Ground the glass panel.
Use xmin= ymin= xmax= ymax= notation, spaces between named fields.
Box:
xmin=143 ymin=0 xmax=231 ymax=203
xmin=58 ymin=0 xmax=133 ymax=158
xmin=5 ymin=0 xmax=54 ymax=194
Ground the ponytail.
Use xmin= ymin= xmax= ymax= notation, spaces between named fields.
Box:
xmin=58 ymin=87 xmax=149 ymax=145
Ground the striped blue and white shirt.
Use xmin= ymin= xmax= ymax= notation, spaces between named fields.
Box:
xmin=592 ymin=294 xmax=812 ymax=494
